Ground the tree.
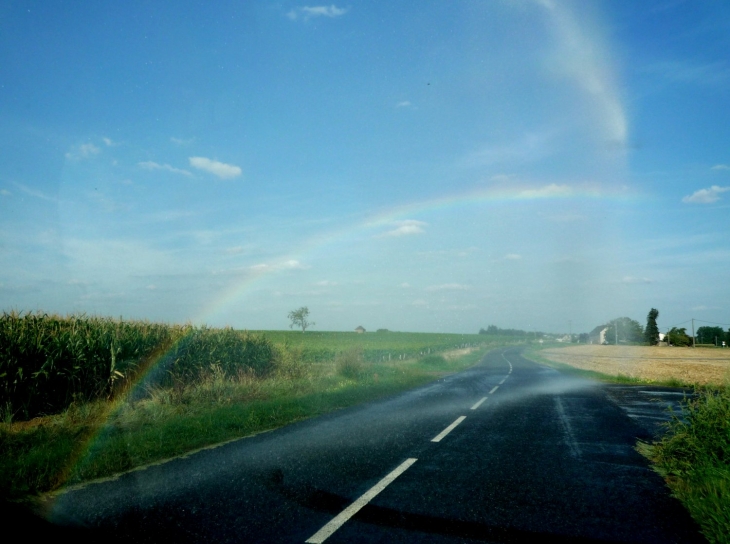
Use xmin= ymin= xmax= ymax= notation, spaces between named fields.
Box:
xmin=288 ymin=306 xmax=314 ymax=332
xmin=667 ymin=327 xmax=692 ymax=347
xmin=644 ymin=308 xmax=659 ymax=345
xmin=696 ymin=326 xmax=725 ymax=345
xmin=604 ymin=317 xmax=644 ymax=345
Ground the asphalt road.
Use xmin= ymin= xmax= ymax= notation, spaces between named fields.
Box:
xmin=17 ymin=347 xmax=706 ymax=543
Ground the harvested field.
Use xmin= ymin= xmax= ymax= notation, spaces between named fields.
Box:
xmin=538 ymin=345 xmax=730 ymax=386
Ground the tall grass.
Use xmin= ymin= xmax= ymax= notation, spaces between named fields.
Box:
xmin=640 ymin=386 xmax=730 ymax=543
xmin=0 ymin=346 xmax=489 ymax=498
xmin=0 ymin=311 xmax=276 ymax=420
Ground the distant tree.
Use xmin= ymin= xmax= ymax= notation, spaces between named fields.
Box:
xmin=578 ymin=333 xmax=589 ymax=344
xmin=644 ymin=308 xmax=660 ymax=345
xmin=667 ymin=327 xmax=692 ymax=347
xmin=288 ymin=306 xmax=314 ymax=333
xmin=696 ymin=326 xmax=725 ymax=345
xmin=604 ymin=317 xmax=644 ymax=345
xmin=376 ymin=329 xmax=389 ymax=333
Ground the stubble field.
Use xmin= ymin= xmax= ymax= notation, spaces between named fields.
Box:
xmin=538 ymin=344 xmax=730 ymax=386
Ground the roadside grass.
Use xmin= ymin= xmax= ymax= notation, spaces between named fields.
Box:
xmin=0 ymin=346 xmax=488 ymax=500
xmin=638 ymin=385 xmax=730 ymax=544
xmin=526 ymin=344 xmax=729 ymax=543
xmin=522 ymin=346 xmax=691 ymax=388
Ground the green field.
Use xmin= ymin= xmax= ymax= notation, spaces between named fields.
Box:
xmin=0 ymin=312 xmax=506 ymax=500
xmin=251 ymin=330 xmax=493 ymax=362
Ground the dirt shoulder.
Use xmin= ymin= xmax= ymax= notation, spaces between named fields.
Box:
xmin=536 ymin=344 xmax=730 ymax=386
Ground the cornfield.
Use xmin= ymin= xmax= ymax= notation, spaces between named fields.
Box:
xmin=0 ymin=311 xmax=276 ymax=420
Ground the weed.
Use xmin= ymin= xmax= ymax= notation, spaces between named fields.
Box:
xmin=641 ymin=386 xmax=730 ymax=543
xmin=336 ymin=349 xmax=365 ymax=379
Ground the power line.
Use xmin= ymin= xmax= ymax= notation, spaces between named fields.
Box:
xmin=694 ymin=318 xmax=730 ymax=327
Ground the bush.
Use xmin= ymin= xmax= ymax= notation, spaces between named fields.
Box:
xmin=419 ymin=355 xmax=447 ymax=367
xmin=644 ymin=386 xmax=730 ymax=542
xmin=336 ymin=349 xmax=364 ymax=379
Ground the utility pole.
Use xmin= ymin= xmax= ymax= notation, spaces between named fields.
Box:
xmin=691 ymin=318 xmax=696 ymax=348
xmin=569 ymin=320 xmax=572 ymax=342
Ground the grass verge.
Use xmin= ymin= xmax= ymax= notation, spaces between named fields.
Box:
xmin=0 ymin=347 xmax=489 ymax=501
xmin=638 ymin=386 xmax=730 ymax=544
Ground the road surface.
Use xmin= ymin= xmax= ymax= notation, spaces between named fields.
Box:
xmin=19 ymin=348 xmax=706 ymax=542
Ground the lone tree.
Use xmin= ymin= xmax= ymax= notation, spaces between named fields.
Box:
xmin=288 ymin=306 xmax=314 ymax=333
xmin=644 ymin=308 xmax=659 ymax=345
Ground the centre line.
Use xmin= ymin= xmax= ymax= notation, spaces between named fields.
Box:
xmin=489 ymin=385 xmax=499 ymax=394
xmin=431 ymin=415 xmax=466 ymax=442
xmin=305 ymin=458 xmax=418 ymax=544
xmin=470 ymin=397 xmax=488 ymax=410
xmin=499 ymin=377 xmax=507 ymax=385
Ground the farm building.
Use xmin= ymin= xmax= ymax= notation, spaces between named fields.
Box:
xmin=355 ymin=326 xmax=366 ymax=333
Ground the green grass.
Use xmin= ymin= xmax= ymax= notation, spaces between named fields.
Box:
xmin=250 ymin=329 xmax=496 ymax=363
xmin=0 ymin=345 xmax=490 ymax=500
xmin=638 ymin=386 xmax=730 ymax=544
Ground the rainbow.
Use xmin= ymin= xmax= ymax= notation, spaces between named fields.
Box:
xmin=198 ymin=182 xmax=635 ymax=324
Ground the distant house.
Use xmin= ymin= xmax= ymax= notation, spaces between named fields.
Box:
xmin=588 ymin=325 xmax=608 ymax=345
xmin=355 ymin=326 xmax=366 ymax=334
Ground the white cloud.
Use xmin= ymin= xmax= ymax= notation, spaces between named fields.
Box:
xmin=316 ymin=280 xmax=337 ymax=286
xmin=518 ymin=183 xmax=573 ymax=198
xmin=288 ymin=5 xmax=348 ymax=20
xmin=381 ymin=219 xmax=427 ymax=237
xmin=189 ymin=157 xmax=242 ymax=179
xmin=412 ymin=299 xmax=428 ymax=307
xmin=250 ymin=260 xmax=309 ymax=273
xmin=711 ymin=164 xmax=730 ymax=171
xmin=488 ymin=174 xmax=515 ymax=183
xmin=0 ymin=189 xmax=11 ymax=197
xmin=11 ymin=181 xmax=57 ymax=201
xmin=505 ymin=253 xmax=522 ymax=260
xmin=425 ymin=283 xmax=471 ymax=292
xmin=396 ymin=101 xmax=412 ymax=108
xmin=621 ymin=276 xmax=652 ymax=284
xmin=225 ymin=246 xmax=245 ymax=255
xmin=400 ymin=282 xmax=411 ymax=288
xmin=102 ymin=137 xmax=117 ymax=147
xmin=65 ymin=143 xmax=100 ymax=160
xmin=682 ymin=185 xmax=730 ymax=204
xmin=138 ymin=161 xmax=193 ymax=177
xmin=171 ymin=137 xmax=195 ymax=146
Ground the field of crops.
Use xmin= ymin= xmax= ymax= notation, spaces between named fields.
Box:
xmin=253 ymin=330 xmax=491 ymax=363
xmin=0 ymin=312 xmax=275 ymax=420
xmin=0 ymin=313 xmax=507 ymax=422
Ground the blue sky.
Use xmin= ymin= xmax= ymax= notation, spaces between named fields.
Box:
xmin=1 ymin=0 xmax=729 ymax=334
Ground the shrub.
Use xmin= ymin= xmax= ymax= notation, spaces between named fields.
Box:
xmin=336 ymin=349 xmax=364 ymax=379
xmin=419 ymin=355 xmax=447 ymax=367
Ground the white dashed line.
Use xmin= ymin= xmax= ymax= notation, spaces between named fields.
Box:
xmin=499 ymin=377 xmax=507 ymax=385
xmin=431 ymin=416 xmax=466 ymax=442
xmin=470 ymin=397 xmax=488 ymax=410
xmin=305 ymin=458 xmax=418 ymax=543
xmin=502 ymin=353 xmax=513 ymax=373
xmin=489 ymin=385 xmax=499 ymax=395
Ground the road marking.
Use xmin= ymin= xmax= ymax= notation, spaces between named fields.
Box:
xmin=489 ymin=385 xmax=499 ymax=394
xmin=555 ymin=397 xmax=581 ymax=458
xmin=431 ymin=416 xmax=466 ymax=442
xmin=305 ymin=458 xmax=418 ymax=543
xmin=470 ymin=397 xmax=488 ymax=410
xmin=502 ymin=352 xmax=513 ymax=374
xmin=499 ymin=377 xmax=507 ymax=385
